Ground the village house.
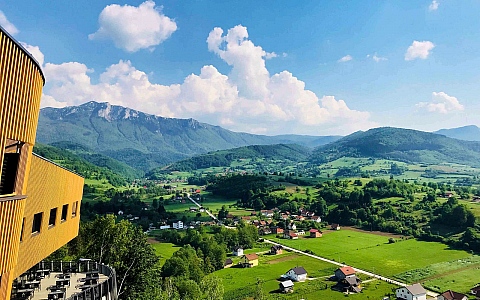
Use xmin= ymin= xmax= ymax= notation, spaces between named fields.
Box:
xmin=270 ymin=245 xmax=283 ymax=255
xmin=337 ymin=276 xmax=362 ymax=293
xmin=295 ymin=215 xmax=305 ymax=221
xmin=311 ymin=216 xmax=322 ymax=223
xmin=189 ymin=206 xmax=199 ymax=212
xmin=240 ymin=253 xmax=259 ymax=268
xmin=331 ymin=223 xmax=341 ymax=230
xmin=259 ymin=227 xmax=272 ymax=235
xmin=395 ymin=283 xmax=427 ymax=300
xmin=279 ymin=280 xmax=294 ymax=293
xmin=285 ymin=266 xmax=307 ymax=282
xmin=172 ymin=221 xmax=184 ymax=229
xmin=334 ymin=266 xmax=356 ymax=280
xmin=261 ymin=209 xmax=274 ymax=217
xmin=297 ymin=230 xmax=305 ymax=235
xmin=224 ymin=258 xmax=233 ymax=268
xmin=309 ymin=229 xmax=323 ymax=238
xmin=288 ymin=223 xmax=297 ymax=230
xmin=233 ymin=246 xmax=244 ymax=256
xmin=284 ymin=231 xmax=298 ymax=240
xmin=437 ymin=290 xmax=468 ymax=300
xmin=271 ymin=226 xmax=284 ymax=234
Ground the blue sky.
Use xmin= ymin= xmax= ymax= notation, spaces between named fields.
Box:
xmin=1 ymin=0 xmax=479 ymax=135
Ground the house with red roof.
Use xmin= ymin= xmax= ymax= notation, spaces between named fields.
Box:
xmin=334 ymin=266 xmax=356 ymax=280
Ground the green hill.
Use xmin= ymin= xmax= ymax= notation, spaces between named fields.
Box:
xmin=309 ymin=127 xmax=480 ymax=167
xmin=37 ymin=102 xmax=334 ymax=171
xmin=148 ymin=143 xmax=311 ymax=174
xmin=33 ymin=143 xmax=130 ymax=186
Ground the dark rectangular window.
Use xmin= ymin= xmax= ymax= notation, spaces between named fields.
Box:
xmin=61 ymin=204 xmax=68 ymax=221
xmin=20 ymin=218 xmax=25 ymax=241
xmin=32 ymin=213 xmax=43 ymax=234
xmin=72 ymin=201 xmax=78 ymax=218
xmin=0 ymin=152 xmax=20 ymax=195
xmin=49 ymin=208 xmax=57 ymax=226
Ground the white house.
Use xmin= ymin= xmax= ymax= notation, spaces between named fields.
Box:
xmin=159 ymin=225 xmax=171 ymax=230
xmin=285 ymin=266 xmax=307 ymax=282
xmin=288 ymin=223 xmax=297 ymax=230
xmin=437 ymin=290 xmax=468 ymax=300
xmin=172 ymin=221 xmax=184 ymax=229
xmin=311 ymin=216 xmax=321 ymax=223
xmin=233 ymin=247 xmax=244 ymax=256
xmin=396 ymin=283 xmax=427 ymax=300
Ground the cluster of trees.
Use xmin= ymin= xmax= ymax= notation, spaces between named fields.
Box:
xmin=34 ymin=144 xmax=130 ymax=186
xmin=50 ymin=216 xmax=225 ymax=300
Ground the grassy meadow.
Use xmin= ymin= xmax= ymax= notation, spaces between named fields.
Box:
xmin=267 ymin=229 xmax=480 ymax=294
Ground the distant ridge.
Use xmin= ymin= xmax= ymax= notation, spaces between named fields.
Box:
xmin=37 ymin=101 xmax=337 ymax=171
xmin=309 ymin=127 xmax=480 ymax=167
xmin=435 ymin=125 xmax=480 ymax=141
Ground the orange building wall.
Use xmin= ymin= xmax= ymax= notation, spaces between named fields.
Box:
xmin=14 ymin=155 xmax=84 ymax=277
xmin=0 ymin=26 xmax=84 ymax=299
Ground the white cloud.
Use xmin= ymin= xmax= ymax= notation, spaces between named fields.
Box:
xmin=416 ymin=92 xmax=464 ymax=114
xmin=429 ymin=0 xmax=439 ymax=11
xmin=21 ymin=42 xmax=44 ymax=66
xmin=405 ymin=40 xmax=435 ymax=61
xmin=372 ymin=53 xmax=387 ymax=62
xmin=43 ymin=25 xmax=374 ymax=135
xmin=338 ymin=55 xmax=352 ymax=63
xmin=88 ymin=0 xmax=177 ymax=53
xmin=0 ymin=10 xmax=18 ymax=35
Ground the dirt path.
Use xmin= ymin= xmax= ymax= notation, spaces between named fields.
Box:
xmin=343 ymin=226 xmax=409 ymax=238
xmin=420 ymin=263 xmax=480 ymax=283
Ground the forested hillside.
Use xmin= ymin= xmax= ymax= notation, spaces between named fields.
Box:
xmin=309 ymin=127 xmax=480 ymax=167
xmin=149 ymin=144 xmax=311 ymax=173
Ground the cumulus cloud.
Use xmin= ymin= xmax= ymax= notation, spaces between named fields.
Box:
xmin=405 ymin=40 xmax=435 ymax=61
xmin=416 ymin=92 xmax=464 ymax=114
xmin=21 ymin=42 xmax=44 ymax=66
xmin=338 ymin=55 xmax=353 ymax=63
xmin=429 ymin=0 xmax=439 ymax=11
xmin=88 ymin=0 xmax=177 ymax=52
xmin=43 ymin=25 xmax=374 ymax=135
xmin=0 ymin=10 xmax=18 ymax=35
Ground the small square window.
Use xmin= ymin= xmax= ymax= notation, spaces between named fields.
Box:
xmin=32 ymin=213 xmax=43 ymax=234
xmin=49 ymin=208 xmax=57 ymax=226
xmin=72 ymin=201 xmax=78 ymax=218
xmin=61 ymin=204 xmax=69 ymax=221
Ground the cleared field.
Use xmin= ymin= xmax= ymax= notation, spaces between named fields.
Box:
xmin=268 ymin=229 xmax=475 ymax=278
xmin=423 ymin=265 xmax=480 ymax=293
xmin=216 ymin=252 xmax=397 ymax=300
xmin=148 ymin=240 xmax=181 ymax=266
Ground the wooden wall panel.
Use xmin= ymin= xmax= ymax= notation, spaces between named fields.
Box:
xmin=15 ymin=155 xmax=84 ymax=277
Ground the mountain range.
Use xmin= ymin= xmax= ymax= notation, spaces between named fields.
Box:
xmin=37 ymin=101 xmax=339 ymax=171
xmin=434 ymin=125 xmax=480 ymax=141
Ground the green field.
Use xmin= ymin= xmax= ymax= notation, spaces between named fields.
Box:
xmin=148 ymin=241 xmax=181 ymax=266
xmin=216 ymin=251 xmax=397 ymax=300
xmin=267 ymin=229 xmax=479 ymax=293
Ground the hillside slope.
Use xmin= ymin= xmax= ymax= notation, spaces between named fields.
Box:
xmin=309 ymin=127 xmax=480 ymax=167
xmin=37 ymin=101 xmax=332 ymax=171
xmin=150 ymin=143 xmax=311 ymax=174
xmin=435 ymin=125 xmax=480 ymax=141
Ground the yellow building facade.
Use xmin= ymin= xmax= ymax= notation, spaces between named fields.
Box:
xmin=0 ymin=26 xmax=84 ymax=299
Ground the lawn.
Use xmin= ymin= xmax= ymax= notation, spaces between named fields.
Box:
xmin=268 ymin=229 xmax=475 ymax=278
xmin=216 ymin=251 xmax=397 ymax=300
xmin=148 ymin=240 xmax=181 ymax=266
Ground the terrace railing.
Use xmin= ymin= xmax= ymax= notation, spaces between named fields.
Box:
xmin=35 ymin=260 xmax=118 ymax=300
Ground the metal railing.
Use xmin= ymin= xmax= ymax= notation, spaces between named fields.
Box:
xmin=35 ymin=260 xmax=118 ymax=300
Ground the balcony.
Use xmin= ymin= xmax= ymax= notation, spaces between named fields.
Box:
xmin=11 ymin=260 xmax=118 ymax=300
